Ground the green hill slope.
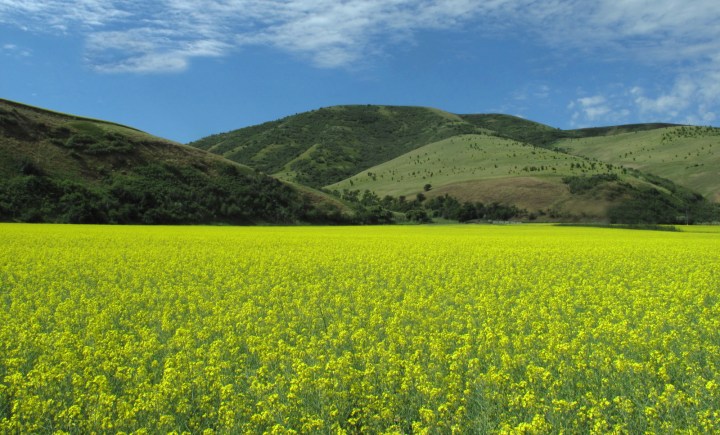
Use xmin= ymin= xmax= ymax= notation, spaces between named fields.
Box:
xmin=190 ymin=105 xmax=682 ymax=188
xmin=557 ymin=126 xmax=720 ymax=202
xmin=0 ymin=99 xmax=349 ymax=224
xmin=189 ymin=105 xmax=716 ymax=223
xmin=327 ymin=134 xmax=615 ymax=193
xmin=189 ymin=105 xmax=488 ymax=187
xmin=327 ymin=134 xmax=713 ymax=223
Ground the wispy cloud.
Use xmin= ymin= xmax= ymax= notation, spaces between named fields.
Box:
xmin=632 ymin=72 xmax=719 ymax=125
xmin=1 ymin=42 xmax=31 ymax=57
xmin=569 ymin=94 xmax=631 ymax=127
xmin=1 ymin=0 xmax=718 ymax=123
xmin=1 ymin=0 xmax=716 ymax=72
xmin=0 ymin=0 xmax=130 ymax=30
xmin=2 ymin=0 xmax=476 ymax=71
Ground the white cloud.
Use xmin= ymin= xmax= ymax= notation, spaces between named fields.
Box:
xmin=520 ymin=0 xmax=720 ymax=65
xmin=632 ymin=71 xmax=720 ymax=125
xmin=1 ymin=42 xmax=31 ymax=57
xmin=634 ymin=79 xmax=694 ymax=117
xmin=569 ymin=93 xmax=633 ymax=126
xmin=0 ymin=0 xmax=130 ymax=30
xmin=1 ymin=0 xmax=717 ymax=74
xmin=572 ymin=95 xmax=611 ymax=123
xmin=0 ymin=0 xmax=719 ymax=129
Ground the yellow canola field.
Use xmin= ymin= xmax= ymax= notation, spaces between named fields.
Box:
xmin=1 ymin=224 xmax=719 ymax=434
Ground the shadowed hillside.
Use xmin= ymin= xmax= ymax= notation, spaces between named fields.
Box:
xmin=0 ymin=99 xmax=350 ymax=224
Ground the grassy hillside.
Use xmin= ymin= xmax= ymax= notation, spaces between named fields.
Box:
xmin=327 ymin=134 xmax=620 ymax=196
xmin=6 ymin=99 xmax=709 ymax=225
xmin=558 ymin=126 xmax=720 ymax=202
xmin=0 ymin=99 xmax=350 ymax=224
xmin=190 ymin=106 xmax=681 ymax=190
xmin=188 ymin=104 xmax=716 ymax=223
xmin=189 ymin=105 xmax=488 ymax=187
xmin=327 ymin=134 xmax=713 ymax=222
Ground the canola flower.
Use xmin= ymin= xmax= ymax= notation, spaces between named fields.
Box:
xmin=0 ymin=223 xmax=719 ymax=433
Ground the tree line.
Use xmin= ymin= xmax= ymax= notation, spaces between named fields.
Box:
xmin=0 ymin=162 xmax=350 ymax=225
xmin=332 ymin=188 xmax=525 ymax=224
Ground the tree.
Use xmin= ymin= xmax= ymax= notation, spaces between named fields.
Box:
xmin=458 ymin=202 xmax=478 ymax=222
xmin=357 ymin=205 xmax=394 ymax=224
xmin=406 ymin=209 xmax=431 ymax=223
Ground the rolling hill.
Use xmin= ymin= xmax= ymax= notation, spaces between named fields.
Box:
xmin=327 ymin=134 xmax=614 ymax=216
xmin=0 ymin=99 xmax=350 ymax=224
xmin=326 ymin=133 xmax=711 ymax=222
xmin=557 ymin=126 xmax=720 ymax=202
xmin=192 ymin=105 xmax=716 ymax=223
xmin=190 ymin=105 xmax=682 ymax=189
xmin=2 ymin=99 xmax=716 ymax=225
xmin=189 ymin=105 xmax=488 ymax=188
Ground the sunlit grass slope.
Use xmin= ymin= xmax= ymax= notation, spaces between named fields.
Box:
xmin=325 ymin=134 xmax=684 ymax=217
xmin=559 ymin=126 xmax=720 ymax=202
xmin=2 ymin=224 xmax=719 ymax=433
xmin=327 ymin=134 xmax=622 ymax=198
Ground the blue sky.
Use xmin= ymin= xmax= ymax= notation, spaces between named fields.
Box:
xmin=1 ymin=1 xmax=719 ymax=143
